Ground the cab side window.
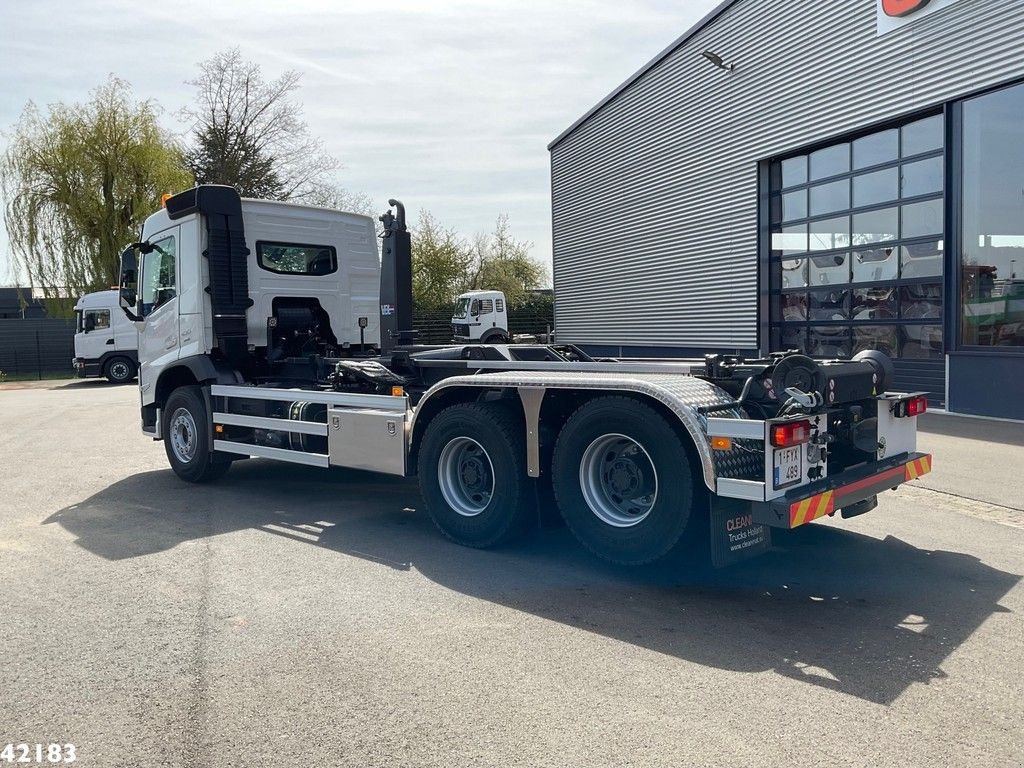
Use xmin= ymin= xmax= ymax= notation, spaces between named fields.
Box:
xmin=86 ymin=309 xmax=111 ymax=330
xmin=140 ymin=235 xmax=177 ymax=317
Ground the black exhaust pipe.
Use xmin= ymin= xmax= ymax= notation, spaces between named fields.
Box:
xmin=379 ymin=199 xmax=415 ymax=355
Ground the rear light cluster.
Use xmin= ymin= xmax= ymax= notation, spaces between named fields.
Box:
xmin=894 ymin=395 xmax=928 ymax=418
xmin=770 ymin=419 xmax=812 ymax=448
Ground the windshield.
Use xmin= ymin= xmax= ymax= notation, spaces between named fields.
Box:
xmin=453 ymin=297 xmax=471 ymax=319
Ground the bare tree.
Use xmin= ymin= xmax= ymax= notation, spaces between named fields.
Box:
xmin=182 ymin=48 xmax=337 ymax=201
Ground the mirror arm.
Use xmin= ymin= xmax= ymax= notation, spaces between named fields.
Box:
xmin=120 ymin=306 xmax=142 ymax=322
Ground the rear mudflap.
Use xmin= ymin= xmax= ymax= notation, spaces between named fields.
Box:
xmin=709 ymin=496 xmax=772 ymax=567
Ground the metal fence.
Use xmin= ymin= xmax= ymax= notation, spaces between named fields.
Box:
xmin=0 ymin=319 xmax=76 ymax=379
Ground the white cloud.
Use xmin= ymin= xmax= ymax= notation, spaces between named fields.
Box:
xmin=0 ymin=0 xmax=721 ymax=285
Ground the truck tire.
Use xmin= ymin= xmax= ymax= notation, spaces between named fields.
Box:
xmin=104 ymin=356 xmax=137 ymax=384
xmin=418 ymin=402 xmax=531 ymax=548
xmin=163 ymin=386 xmax=231 ymax=483
xmin=480 ymin=330 xmax=509 ymax=344
xmin=552 ymin=396 xmax=694 ymax=565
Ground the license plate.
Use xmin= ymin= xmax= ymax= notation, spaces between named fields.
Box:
xmin=773 ymin=446 xmax=802 ymax=489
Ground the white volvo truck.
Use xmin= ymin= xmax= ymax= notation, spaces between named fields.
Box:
xmin=118 ymin=185 xmax=932 ymax=567
xmin=73 ymin=289 xmax=139 ymax=382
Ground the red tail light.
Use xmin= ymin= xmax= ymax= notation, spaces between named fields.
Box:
xmin=771 ymin=419 xmax=812 ymax=448
xmin=899 ymin=395 xmax=928 ymax=417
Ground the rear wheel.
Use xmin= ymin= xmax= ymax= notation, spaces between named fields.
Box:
xmin=163 ymin=386 xmax=231 ymax=483
xmin=418 ymin=402 xmax=532 ymax=548
xmin=552 ymin=396 xmax=695 ymax=565
xmin=104 ymin=356 xmax=136 ymax=384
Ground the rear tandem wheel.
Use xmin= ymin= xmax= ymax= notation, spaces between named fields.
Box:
xmin=551 ymin=396 xmax=696 ymax=565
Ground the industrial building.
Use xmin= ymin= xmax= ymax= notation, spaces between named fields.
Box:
xmin=549 ymin=0 xmax=1024 ymax=419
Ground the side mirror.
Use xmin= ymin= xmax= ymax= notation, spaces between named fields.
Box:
xmin=118 ymin=244 xmax=142 ymax=321
xmin=470 ymin=300 xmax=480 ymax=317
xmin=84 ymin=314 xmax=95 ymax=333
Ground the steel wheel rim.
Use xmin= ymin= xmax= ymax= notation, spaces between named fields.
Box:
xmin=579 ymin=433 xmax=658 ymax=527
xmin=437 ymin=437 xmax=495 ymax=517
xmin=170 ymin=407 xmax=198 ymax=464
xmin=110 ymin=361 xmax=129 ymax=380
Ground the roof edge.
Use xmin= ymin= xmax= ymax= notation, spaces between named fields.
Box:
xmin=547 ymin=0 xmax=741 ymax=151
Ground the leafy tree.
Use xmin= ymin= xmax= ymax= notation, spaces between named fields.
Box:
xmin=411 ymin=211 xmax=473 ymax=311
xmin=467 ymin=214 xmax=548 ymax=305
xmin=410 ymin=211 xmax=548 ymax=310
xmin=1 ymin=77 xmax=192 ymax=315
xmin=182 ymin=48 xmax=337 ymax=201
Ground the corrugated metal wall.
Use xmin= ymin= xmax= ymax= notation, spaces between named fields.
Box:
xmin=550 ymin=0 xmax=1024 ymax=348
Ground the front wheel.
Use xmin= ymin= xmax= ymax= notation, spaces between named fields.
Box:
xmin=552 ymin=396 xmax=695 ymax=565
xmin=104 ymin=356 xmax=136 ymax=384
xmin=418 ymin=402 xmax=532 ymax=548
xmin=163 ymin=386 xmax=231 ymax=483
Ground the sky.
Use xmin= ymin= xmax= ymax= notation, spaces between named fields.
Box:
xmin=0 ymin=0 xmax=722 ymax=287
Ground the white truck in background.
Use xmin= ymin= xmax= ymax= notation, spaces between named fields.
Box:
xmin=73 ymin=289 xmax=139 ymax=383
xmin=451 ymin=290 xmax=509 ymax=343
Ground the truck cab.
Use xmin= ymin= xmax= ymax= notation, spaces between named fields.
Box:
xmin=123 ymin=190 xmax=381 ymax=430
xmin=451 ymin=290 xmax=509 ymax=343
xmin=73 ymin=289 xmax=138 ymax=382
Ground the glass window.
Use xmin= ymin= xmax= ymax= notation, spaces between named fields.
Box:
xmin=900 ymin=325 xmax=943 ymax=359
xmin=852 ymin=286 xmax=897 ymax=321
xmin=902 ymin=115 xmax=943 ymax=157
xmin=900 ymin=241 xmax=943 ymax=279
xmin=852 ymin=206 xmax=899 ymax=246
xmin=853 ymin=129 xmax=898 ymax=170
xmin=781 ymin=293 xmax=807 ymax=321
xmin=768 ymin=112 xmax=946 ymax=361
xmin=809 ymin=252 xmax=849 ymax=286
xmin=809 ymin=326 xmax=851 ymax=358
xmin=772 ymin=223 xmax=808 ymax=256
xmin=140 ymin=235 xmax=176 ymax=317
xmin=902 ymin=199 xmax=943 ymax=239
xmin=782 ymin=190 xmax=807 ymax=221
xmin=781 ymin=258 xmax=807 ymax=289
xmin=810 ymin=179 xmax=849 ymax=216
xmin=853 ymin=325 xmax=899 ymax=357
xmin=257 ymin=242 xmax=337 ymax=276
xmin=809 ymin=216 xmax=850 ymax=252
xmin=854 ymin=167 xmax=899 ymax=208
xmin=900 ymin=283 xmax=942 ymax=320
xmin=781 ymin=325 xmax=807 ymax=352
xmin=84 ymin=309 xmax=111 ymax=330
xmin=782 ymin=156 xmax=807 ymax=188
xmin=961 ymin=82 xmax=1024 ymax=347
xmin=810 ymin=144 xmax=850 ymax=180
xmin=901 ymin=156 xmax=943 ymax=198
xmin=853 ymin=245 xmax=898 ymax=283
xmin=809 ymin=288 xmax=849 ymax=321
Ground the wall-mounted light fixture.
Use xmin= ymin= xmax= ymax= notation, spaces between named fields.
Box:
xmin=701 ymin=50 xmax=735 ymax=72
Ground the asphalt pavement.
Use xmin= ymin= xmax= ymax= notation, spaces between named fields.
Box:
xmin=0 ymin=380 xmax=1021 ymax=767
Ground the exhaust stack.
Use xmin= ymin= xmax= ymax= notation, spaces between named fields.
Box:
xmin=379 ymin=199 xmax=415 ymax=354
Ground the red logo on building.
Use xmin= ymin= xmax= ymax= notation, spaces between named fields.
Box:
xmin=881 ymin=0 xmax=932 ymax=17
